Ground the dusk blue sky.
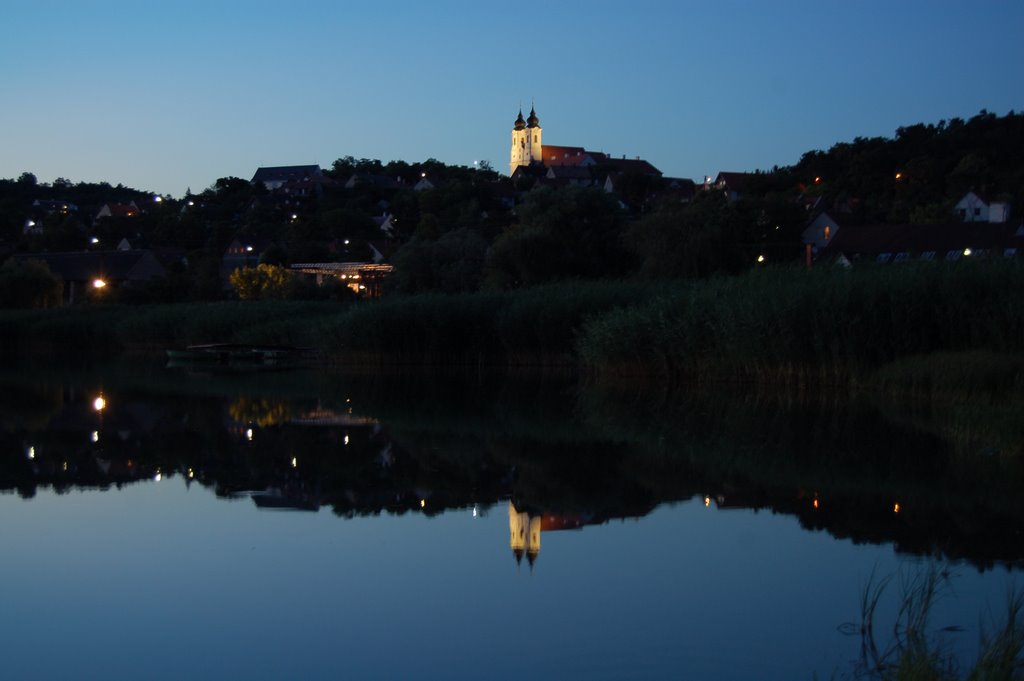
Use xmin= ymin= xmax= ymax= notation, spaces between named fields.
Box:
xmin=3 ymin=1 xmax=1023 ymax=197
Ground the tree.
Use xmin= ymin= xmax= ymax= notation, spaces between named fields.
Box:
xmin=228 ymin=264 xmax=294 ymax=300
xmin=0 ymin=259 xmax=63 ymax=308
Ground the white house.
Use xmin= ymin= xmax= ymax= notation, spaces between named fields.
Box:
xmin=802 ymin=211 xmax=840 ymax=251
xmin=955 ymin=191 xmax=1009 ymax=223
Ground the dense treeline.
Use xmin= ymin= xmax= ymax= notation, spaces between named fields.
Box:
xmin=2 ymin=110 xmax=1020 ymax=306
xmin=751 ymin=109 xmax=1024 ymax=224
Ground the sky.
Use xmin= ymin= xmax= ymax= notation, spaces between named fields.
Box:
xmin=2 ymin=0 xmax=1023 ymax=198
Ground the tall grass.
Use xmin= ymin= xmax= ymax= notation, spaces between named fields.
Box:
xmin=842 ymin=567 xmax=1024 ymax=680
xmin=316 ymin=280 xmax=672 ymax=366
xmin=578 ymin=261 xmax=1024 ymax=383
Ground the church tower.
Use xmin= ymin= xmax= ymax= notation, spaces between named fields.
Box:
xmin=509 ymin=106 xmax=543 ymax=176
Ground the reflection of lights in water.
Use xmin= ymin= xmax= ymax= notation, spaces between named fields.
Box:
xmin=704 ymin=496 xmax=710 ymax=507
xmin=246 ymin=428 xmax=253 ymax=441
xmin=472 ymin=505 xmax=479 ymax=518
xmin=27 ymin=446 xmax=35 ymax=460
xmin=91 ymin=431 xmax=100 ymax=443
xmin=93 ymin=396 xmax=106 ymax=411
xmin=291 ymin=457 xmax=298 ymax=468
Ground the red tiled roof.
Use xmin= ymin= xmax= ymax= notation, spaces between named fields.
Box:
xmin=542 ymin=145 xmax=607 ymax=166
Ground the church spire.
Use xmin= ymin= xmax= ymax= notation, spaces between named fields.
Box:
xmin=513 ymin=108 xmax=526 ymax=131
xmin=527 ymin=104 xmax=539 ymax=128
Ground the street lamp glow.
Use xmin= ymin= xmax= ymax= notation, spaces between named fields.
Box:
xmin=963 ymin=248 xmax=972 ymax=257
xmin=756 ymin=254 xmax=766 ymax=264
xmin=93 ymin=396 xmax=106 ymax=412
xmin=93 ymin=278 xmax=107 ymax=289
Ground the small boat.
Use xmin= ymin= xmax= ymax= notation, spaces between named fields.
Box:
xmin=166 ymin=343 xmax=314 ymax=371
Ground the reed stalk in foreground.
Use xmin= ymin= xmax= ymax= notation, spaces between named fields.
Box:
xmin=838 ymin=566 xmax=1023 ymax=680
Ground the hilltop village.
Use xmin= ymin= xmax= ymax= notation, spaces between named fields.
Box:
xmin=1 ymin=107 xmax=1022 ymax=305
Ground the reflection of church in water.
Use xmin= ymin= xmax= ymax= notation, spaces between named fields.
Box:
xmin=508 ymin=502 xmax=588 ymax=568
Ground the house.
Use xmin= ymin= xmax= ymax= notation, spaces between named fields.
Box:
xmin=413 ymin=175 xmax=445 ymax=192
xmin=95 ymin=202 xmax=140 ymax=221
xmin=545 ymin=165 xmax=597 ymax=187
xmin=817 ymin=222 xmax=1024 ymax=264
xmin=711 ymin=172 xmax=756 ymax=201
xmin=11 ymin=250 xmax=167 ymax=304
xmin=802 ymin=211 xmax=842 ymax=251
xmin=954 ymin=191 xmax=1010 ymax=223
xmin=373 ymin=212 xmax=399 ymax=237
xmin=251 ymin=165 xmax=325 ymax=191
xmin=32 ymin=199 xmax=78 ymax=214
xmin=221 ymin=237 xmax=276 ymax=282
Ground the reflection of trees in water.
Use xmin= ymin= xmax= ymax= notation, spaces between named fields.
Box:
xmin=228 ymin=397 xmax=290 ymax=427
xmin=1 ymin=368 xmax=1022 ymax=569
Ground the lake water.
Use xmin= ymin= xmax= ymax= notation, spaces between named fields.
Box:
xmin=1 ymin=361 xmax=1020 ymax=680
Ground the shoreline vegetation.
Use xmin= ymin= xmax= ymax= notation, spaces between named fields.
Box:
xmin=2 ymin=260 xmax=1022 ymax=392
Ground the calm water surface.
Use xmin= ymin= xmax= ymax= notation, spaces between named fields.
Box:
xmin=1 ymin=361 xmax=1020 ymax=680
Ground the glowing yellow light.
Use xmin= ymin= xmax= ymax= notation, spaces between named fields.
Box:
xmin=895 ymin=172 xmax=903 ymax=180
xmin=704 ymin=496 xmax=710 ymax=507
xmin=188 ymin=468 xmax=194 ymax=479
xmin=63 ymin=461 xmax=68 ymax=472
xmin=420 ymin=499 xmax=426 ymax=508
xmin=963 ymin=248 xmax=972 ymax=257
xmin=344 ymin=434 xmax=350 ymax=446
xmin=291 ymin=214 xmax=298 ymax=220
xmin=91 ymin=431 xmax=99 ymax=443
xmin=814 ymin=176 xmax=821 ymax=184
xmin=93 ymin=396 xmax=106 ymax=412
xmin=27 ymin=446 xmax=35 ymax=460
xmin=756 ymin=254 xmax=766 ymax=264
xmin=894 ymin=503 xmax=901 ymax=514
xmin=813 ymin=498 xmax=819 ymax=509
xmin=291 ymin=457 xmax=298 ymax=468
xmin=246 ymin=428 xmax=253 ymax=441
xmin=93 ymin=278 xmax=107 ymax=289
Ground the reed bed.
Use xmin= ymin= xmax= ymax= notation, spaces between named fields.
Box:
xmin=578 ymin=260 xmax=1024 ymax=383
